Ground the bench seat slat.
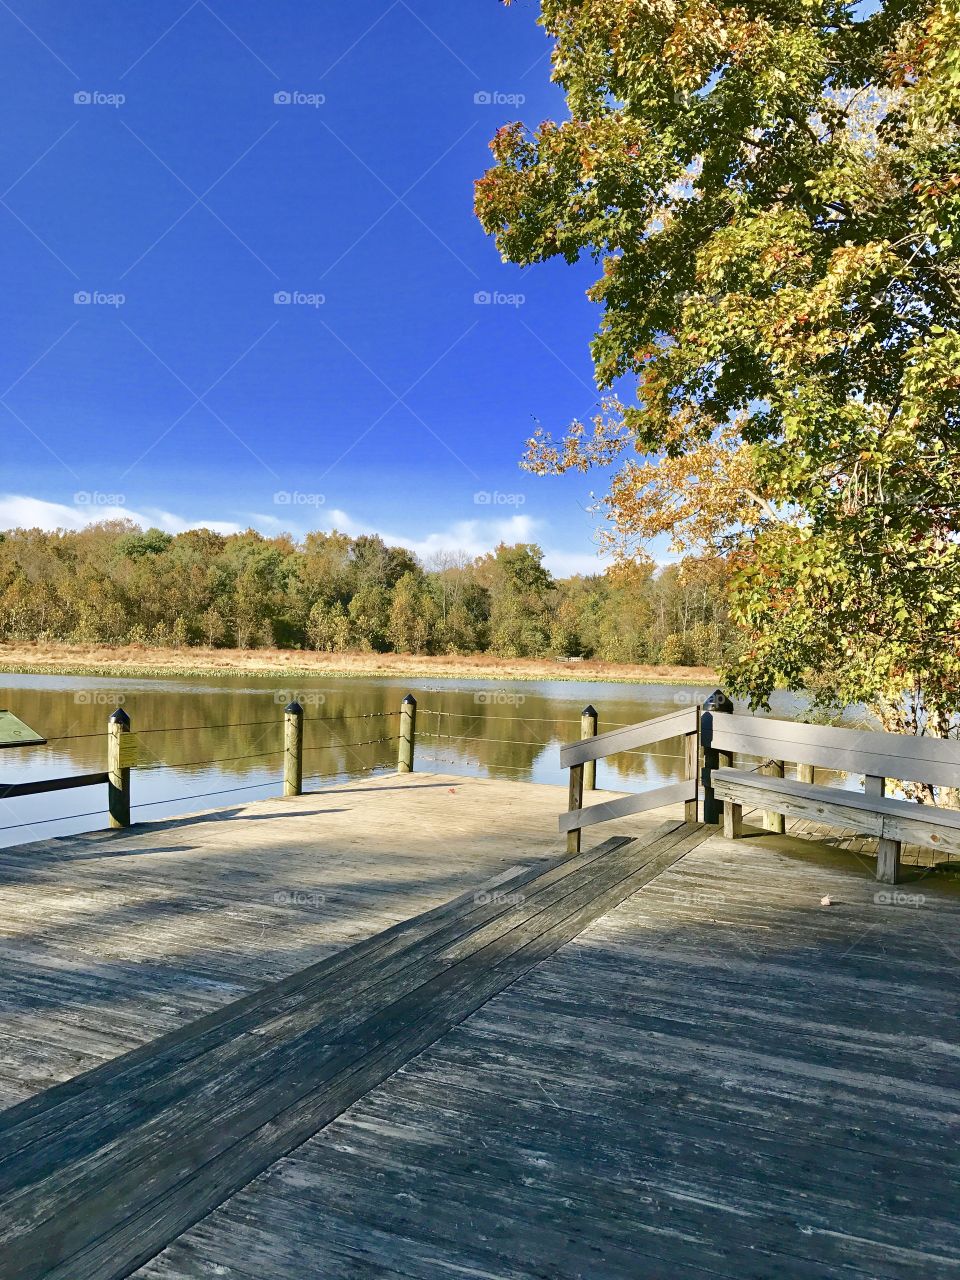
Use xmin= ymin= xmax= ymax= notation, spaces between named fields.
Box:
xmin=712 ymin=768 xmax=960 ymax=856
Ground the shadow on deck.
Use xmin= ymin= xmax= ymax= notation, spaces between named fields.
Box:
xmin=0 ymin=775 xmax=957 ymax=1279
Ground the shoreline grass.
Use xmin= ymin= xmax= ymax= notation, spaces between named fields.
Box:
xmin=0 ymin=643 xmax=720 ymax=688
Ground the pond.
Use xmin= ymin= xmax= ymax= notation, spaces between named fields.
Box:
xmin=0 ymin=671 xmax=819 ymax=849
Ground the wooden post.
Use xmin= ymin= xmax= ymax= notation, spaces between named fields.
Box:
xmin=723 ymin=799 xmax=743 ymax=840
xmin=798 ymin=763 xmax=815 ymax=785
xmin=566 ymin=763 xmax=584 ymax=853
xmin=763 ymin=760 xmax=786 ymax=833
xmin=398 ymin=695 xmax=417 ymax=774
xmin=283 ymin=701 xmax=304 ymax=797
xmin=700 ymin=689 xmax=733 ymax=824
xmin=684 ymin=705 xmax=700 ymax=823
xmin=581 ymin=705 xmax=598 ymax=792
xmin=866 ymin=774 xmax=901 ymax=884
xmin=107 ymin=707 xmax=131 ymax=829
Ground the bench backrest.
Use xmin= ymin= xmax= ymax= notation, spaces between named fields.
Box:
xmin=711 ymin=714 xmax=960 ymax=790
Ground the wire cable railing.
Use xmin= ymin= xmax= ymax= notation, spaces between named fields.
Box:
xmin=418 ymin=707 xmax=691 ymax=731
xmin=302 ymin=735 xmax=397 ymax=753
xmin=137 ymin=719 xmax=282 ymax=734
xmin=304 ymin=710 xmax=400 ymax=723
xmin=0 ymin=694 xmax=700 ymax=845
xmin=137 ymin=750 xmax=286 ymax=772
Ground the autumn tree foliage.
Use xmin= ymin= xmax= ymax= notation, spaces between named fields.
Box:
xmin=0 ymin=523 xmax=727 ymax=666
xmin=477 ymin=0 xmax=960 ymax=734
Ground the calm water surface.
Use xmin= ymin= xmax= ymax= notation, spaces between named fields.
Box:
xmin=0 ymin=671 xmax=825 ymax=848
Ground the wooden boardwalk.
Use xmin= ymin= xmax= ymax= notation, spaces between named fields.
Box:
xmin=783 ymin=812 xmax=947 ymax=869
xmin=0 ymin=773 xmax=957 ymax=1278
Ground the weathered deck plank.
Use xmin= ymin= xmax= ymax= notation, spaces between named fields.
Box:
xmin=0 ymin=773 xmax=956 ymax=1279
xmin=0 ymin=773 xmax=656 ymax=1110
xmin=135 ymin=826 xmax=960 ymax=1280
xmin=0 ymin=823 xmax=707 ymax=1280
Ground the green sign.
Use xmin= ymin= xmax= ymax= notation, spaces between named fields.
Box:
xmin=0 ymin=711 xmax=46 ymax=748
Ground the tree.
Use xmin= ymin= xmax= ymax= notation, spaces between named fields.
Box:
xmin=351 ymin=535 xmax=419 ymax=591
xmin=200 ymin=606 xmax=226 ymax=647
xmin=348 ymin=583 xmax=392 ymax=651
xmin=0 ymin=519 xmax=727 ymax=668
xmin=592 ymin=562 xmax=655 ymax=663
xmin=430 ymin=552 xmax=491 ymax=653
xmin=115 ymin=527 xmax=173 ymax=560
xmin=477 ymin=1 xmax=960 ymax=734
xmin=388 ymin=572 xmax=438 ymax=654
xmin=477 ymin=543 xmax=555 ymax=657
xmin=549 ymin=593 xmax=585 ymax=657
xmin=441 ymin=586 xmax=490 ymax=653
xmin=308 ymin=598 xmax=352 ymax=652
xmin=297 ymin=531 xmax=354 ymax=611
xmin=328 ymin=601 xmax=351 ymax=652
xmin=225 ymin=533 xmax=291 ymax=649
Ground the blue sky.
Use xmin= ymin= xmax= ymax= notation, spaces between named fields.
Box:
xmin=0 ymin=1 xmax=622 ymax=576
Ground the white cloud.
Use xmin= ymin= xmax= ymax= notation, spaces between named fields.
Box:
xmin=543 ymin=548 xmax=610 ymax=578
xmin=0 ymin=494 xmax=243 ymax=537
xmin=306 ymin=508 xmax=605 ymax=575
xmin=318 ymin=508 xmax=542 ymax=562
xmin=332 ymin=510 xmax=612 ymax=578
xmin=0 ymin=494 xmax=611 ymax=578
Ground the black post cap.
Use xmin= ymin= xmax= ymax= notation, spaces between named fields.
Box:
xmin=284 ymin=701 xmax=304 ymax=715
xmin=109 ymin=707 xmax=131 ymax=726
xmin=703 ymin=689 xmax=733 ymax=714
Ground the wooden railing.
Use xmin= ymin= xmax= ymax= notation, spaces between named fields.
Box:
xmin=11 ymin=688 xmax=957 ymax=884
xmin=0 ymin=702 xmax=407 ymax=841
xmin=0 ymin=772 xmax=108 ymax=799
xmin=558 ymin=691 xmax=960 ymax=882
xmin=559 ymin=706 xmax=700 ymax=852
xmin=0 ymin=707 xmax=135 ymax=831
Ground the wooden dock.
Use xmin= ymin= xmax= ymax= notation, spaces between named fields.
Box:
xmin=0 ymin=773 xmax=957 ymax=1278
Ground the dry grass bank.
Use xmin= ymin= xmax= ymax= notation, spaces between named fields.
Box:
xmin=0 ymin=641 xmax=718 ymax=686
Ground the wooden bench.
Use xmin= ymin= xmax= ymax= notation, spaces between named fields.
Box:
xmin=707 ymin=714 xmax=960 ymax=884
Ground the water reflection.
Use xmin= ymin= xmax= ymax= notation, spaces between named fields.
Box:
xmin=0 ymin=672 xmax=816 ymax=847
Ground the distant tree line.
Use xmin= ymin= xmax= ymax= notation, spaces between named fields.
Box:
xmin=0 ymin=523 xmax=729 ymax=666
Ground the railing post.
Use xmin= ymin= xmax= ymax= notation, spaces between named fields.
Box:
xmin=764 ymin=760 xmax=786 ymax=833
xmin=283 ymin=701 xmax=304 ymax=797
xmin=107 ymin=707 xmax=131 ymax=829
xmin=866 ymin=774 xmax=901 ymax=883
xmin=398 ymin=694 xmax=417 ymax=774
xmin=684 ymin=705 xmax=700 ymax=823
xmin=581 ymin=705 xmax=598 ymax=791
xmin=798 ymin=763 xmax=814 ymax=784
xmin=700 ymin=689 xmax=733 ymax=824
xmin=566 ymin=763 xmax=584 ymax=853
